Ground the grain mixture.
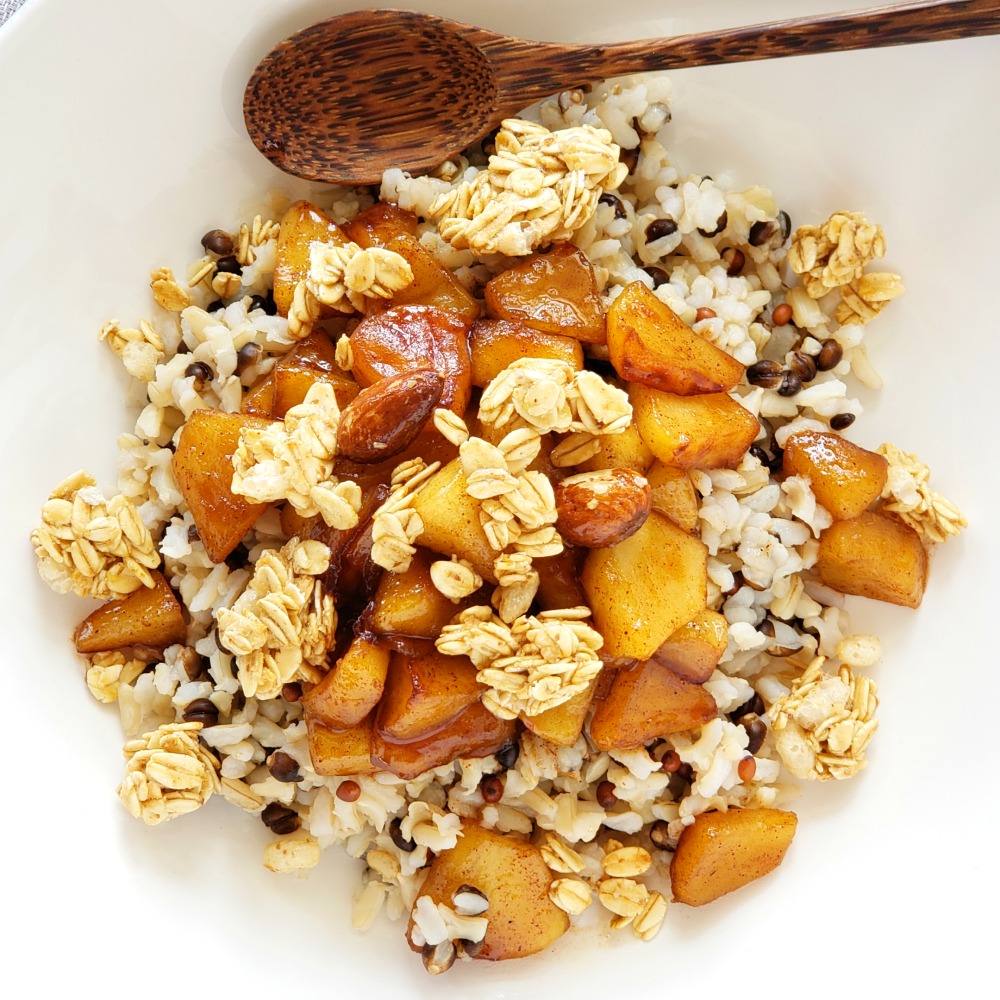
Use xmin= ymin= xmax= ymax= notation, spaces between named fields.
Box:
xmin=32 ymin=74 xmax=965 ymax=973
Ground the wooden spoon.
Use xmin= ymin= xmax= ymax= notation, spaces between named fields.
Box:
xmin=244 ymin=0 xmax=1000 ymax=185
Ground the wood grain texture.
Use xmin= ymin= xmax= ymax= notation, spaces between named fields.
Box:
xmin=244 ymin=1 xmax=1000 ymax=184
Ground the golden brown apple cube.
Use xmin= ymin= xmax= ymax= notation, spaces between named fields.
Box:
xmin=670 ymin=808 xmax=798 ymax=907
xmin=578 ymin=419 xmax=654 ymax=475
xmin=409 ymin=821 xmax=569 ymax=961
xmin=272 ymin=200 xmax=351 ymax=316
xmin=782 ymin=430 xmax=888 ymax=520
xmin=533 ymin=546 xmax=587 ymax=611
xmin=301 ymin=637 xmax=390 ymax=730
xmin=484 ymin=243 xmax=606 ymax=344
xmin=581 ymin=510 xmax=708 ymax=660
xmin=367 ymin=233 xmax=480 ymax=322
xmin=631 ymin=384 xmax=760 ymax=469
xmin=652 ymin=609 xmax=728 ymax=684
xmin=305 ymin=711 xmax=378 ymax=776
xmin=469 ymin=318 xmax=584 ymax=387
xmin=370 ymin=700 xmax=515 ymax=780
xmin=589 ymin=658 xmax=717 ymax=749
xmin=521 ymin=679 xmax=597 ymax=747
xmin=364 ymin=548 xmax=473 ymax=640
xmin=271 ymin=330 xmax=360 ymax=417
xmin=342 ymin=201 xmax=419 ymax=248
xmin=607 ymin=281 xmax=744 ymax=394
xmin=240 ymin=374 xmax=274 ymax=417
xmin=375 ymin=650 xmax=484 ymax=742
xmin=645 ymin=461 xmax=699 ymax=532
xmin=410 ymin=459 xmax=498 ymax=583
xmin=73 ymin=570 xmax=186 ymax=653
xmin=171 ymin=409 xmax=273 ymax=563
xmin=816 ymin=510 xmax=928 ymax=608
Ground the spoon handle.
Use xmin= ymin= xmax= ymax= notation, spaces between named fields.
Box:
xmin=488 ymin=0 xmax=1000 ymax=108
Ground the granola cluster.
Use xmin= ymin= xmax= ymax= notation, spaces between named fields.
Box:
xmin=429 ymin=120 xmax=627 ymax=256
xmin=216 ymin=537 xmax=335 ymax=698
xmin=307 ymin=242 xmax=413 ymax=313
xmin=878 ymin=441 xmax=968 ymax=543
xmin=32 ymin=471 xmax=160 ymax=599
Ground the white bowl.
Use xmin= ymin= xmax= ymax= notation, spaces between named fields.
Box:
xmin=2 ymin=2 xmax=997 ymax=998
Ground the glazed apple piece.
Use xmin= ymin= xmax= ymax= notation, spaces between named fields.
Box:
xmin=73 ymin=570 xmax=186 ymax=653
xmin=782 ymin=430 xmax=888 ymax=520
xmin=520 ymin=679 xmax=597 ymax=747
xmin=589 ymin=658 xmax=717 ymax=749
xmin=305 ymin=711 xmax=378 ymax=776
xmin=366 ymin=233 xmax=481 ymax=322
xmin=241 ymin=373 xmax=275 ymax=417
xmin=375 ymin=649 xmax=485 ymax=742
xmin=350 ymin=305 xmax=473 ymax=414
xmin=301 ymin=637 xmax=390 ymax=730
xmin=410 ymin=459 xmax=499 ymax=583
xmin=272 ymin=200 xmax=351 ymax=316
xmin=581 ymin=510 xmax=708 ymax=660
xmin=171 ymin=409 xmax=273 ymax=563
xmin=468 ymin=318 xmax=583 ymax=387
xmin=651 ymin=609 xmax=729 ymax=684
xmin=342 ymin=201 xmax=419 ymax=248
xmin=370 ymin=700 xmax=515 ymax=780
xmin=645 ymin=461 xmax=700 ymax=532
xmin=630 ymin=384 xmax=760 ymax=469
xmin=409 ymin=820 xmax=569 ymax=961
xmin=363 ymin=548 xmax=475 ymax=640
xmin=577 ymin=419 xmax=654 ymax=475
xmin=816 ymin=510 xmax=928 ymax=608
xmin=484 ymin=243 xmax=607 ymax=344
xmin=670 ymin=808 xmax=798 ymax=906
xmin=533 ymin=546 xmax=587 ymax=611
xmin=607 ymin=281 xmax=745 ymax=394
xmin=271 ymin=330 xmax=360 ymax=417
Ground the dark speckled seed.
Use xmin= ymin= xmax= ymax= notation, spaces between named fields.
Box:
xmin=830 ymin=412 xmax=856 ymax=431
xmin=642 ymin=265 xmax=669 ymax=289
xmin=778 ymin=210 xmax=792 ymax=242
xmin=649 ymin=819 xmax=673 ymax=850
xmin=215 ymin=255 xmax=242 ymax=275
xmin=816 ymin=338 xmax=844 ymax=371
xmin=747 ymin=359 xmax=784 ymax=389
xmin=183 ymin=698 xmax=218 ymax=727
xmin=201 ymin=229 xmax=234 ymax=255
xmin=598 ymin=192 xmax=627 ymax=219
xmin=739 ymin=715 xmax=768 ymax=756
xmin=596 ymin=780 xmax=618 ymax=808
xmin=788 ymin=351 xmax=818 ymax=383
xmin=645 ymin=217 xmax=678 ymax=243
xmin=261 ymin=803 xmax=300 ymax=835
xmin=721 ymin=246 xmax=745 ymax=276
xmin=495 ymin=741 xmax=519 ymax=770
xmin=236 ymin=342 xmax=262 ymax=374
xmin=389 ymin=817 xmax=416 ymax=852
xmin=268 ymin=751 xmax=302 ymax=783
xmin=777 ymin=371 xmax=802 ymax=396
xmin=620 ymin=146 xmax=640 ymax=174
xmin=698 ymin=210 xmax=728 ymax=238
xmin=748 ymin=219 xmax=778 ymax=247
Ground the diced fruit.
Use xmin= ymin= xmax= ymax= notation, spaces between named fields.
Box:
xmin=589 ymin=658 xmax=717 ymax=749
xmin=409 ymin=821 xmax=569 ymax=961
xmin=271 ymin=330 xmax=359 ymax=417
xmin=350 ymin=305 xmax=473 ymax=414
xmin=670 ymin=808 xmax=798 ymax=907
xmin=816 ymin=510 xmax=928 ymax=608
xmin=469 ymin=318 xmax=583 ymax=387
xmin=273 ymin=200 xmax=350 ymax=316
xmin=534 ymin=546 xmax=587 ymax=611
xmin=370 ymin=700 xmax=515 ymax=780
xmin=241 ymin=374 xmax=274 ymax=417
xmin=521 ymin=679 xmax=597 ymax=747
xmin=343 ymin=201 xmax=419 ymax=248
xmin=171 ymin=409 xmax=273 ymax=563
xmin=484 ymin=244 xmax=606 ymax=344
xmin=581 ymin=510 xmax=708 ymax=660
xmin=301 ymin=637 xmax=390 ymax=730
xmin=305 ymin=711 xmax=378 ymax=776
xmin=363 ymin=548 xmax=471 ymax=640
xmin=375 ymin=650 xmax=484 ymax=742
xmin=646 ymin=461 xmax=700 ymax=532
xmin=73 ymin=570 xmax=186 ymax=653
xmin=631 ymin=384 xmax=760 ymax=469
xmin=607 ymin=281 xmax=745 ymax=394
xmin=555 ymin=468 xmax=651 ymax=549
xmin=410 ymin=459 xmax=498 ymax=583
xmin=782 ymin=430 xmax=888 ymax=520
xmin=337 ymin=368 xmax=443 ymax=462
xmin=370 ymin=233 xmax=481 ymax=322
xmin=651 ymin=609 xmax=729 ymax=684
xmin=578 ymin=419 xmax=654 ymax=475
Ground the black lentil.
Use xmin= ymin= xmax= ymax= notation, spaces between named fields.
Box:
xmin=721 ymin=246 xmax=745 ymax=276
xmin=649 ymin=819 xmax=673 ymax=850
xmin=236 ymin=342 xmax=262 ymax=374
xmin=830 ymin=412 xmax=856 ymax=430
xmin=495 ymin=741 xmax=520 ymax=770
xmin=596 ymin=780 xmax=618 ymax=808
xmin=184 ymin=361 xmax=213 ymax=388
xmin=777 ymin=371 xmax=803 ymax=396
xmin=642 ymin=265 xmax=669 ymax=289
xmin=739 ymin=715 xmax=768 ymax=756
xmin=777 ymin=210 xmax=792 ymax=242
xmin=201 ymin=229 xmax=234 ymax=256
xmin=182 ymin=698 xmax=218 ymax=727
xmin=746 ymin=359 xmax=784 ymax=389
xmin=816 ymin=338 xmax=843 ymax=371
xmin=788 ymin=351 xmax=818 ymax=383
xmin=620 ymin=146 xmax=640 ymax=174
xmin=267 ymin=750 xmax=302 ymax=783
xmin=261 ymin=803 xmax=300 ymax=835
xmin=698 ymin=210 xmax=728 ymax=238
xmin=748 ymin=219 xmax=778 ymax=247
xmin=215 ymin=254 xmax=242 ymax=275
xmin=598 ymin=192 xmax=627 ymax=219
xmin=645 ymin=217 xmax=678 ymax=243
xmin=389 ymin=817 xmax=417 ymax=852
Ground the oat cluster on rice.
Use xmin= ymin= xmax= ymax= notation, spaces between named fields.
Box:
xmin=30 ymin=73 xmax=968 ymax=963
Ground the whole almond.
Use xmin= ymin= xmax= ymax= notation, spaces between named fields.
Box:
xmin=555 ymin=468 xmax=651 ymax=548
xmin=337 ymin=368 xmax=443 ymax=462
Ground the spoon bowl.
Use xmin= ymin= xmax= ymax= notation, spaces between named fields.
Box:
xmin=244 ymin=1 xmax=1000 ymax=185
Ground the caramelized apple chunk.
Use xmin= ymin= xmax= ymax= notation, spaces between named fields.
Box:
xmin=469 ymin=318 xmax=583 ymax=387
xmin=607 ymin=280 xmax=744 ymax=394
xmin=273 ymin=200 xmax=351 ymax=316
xmin=301 ymin=637 xmax=390 ymax=730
